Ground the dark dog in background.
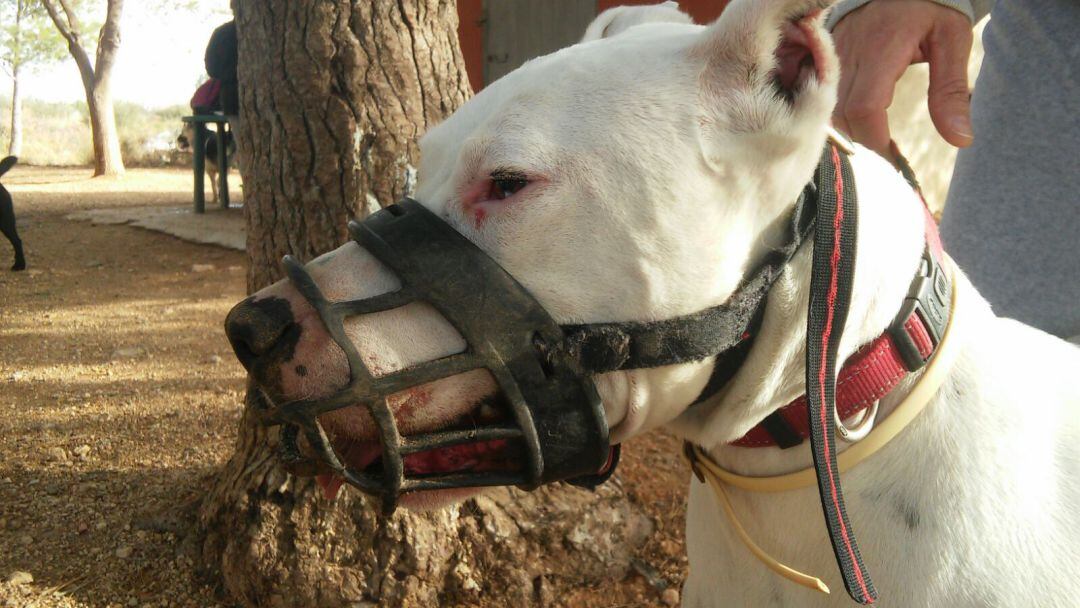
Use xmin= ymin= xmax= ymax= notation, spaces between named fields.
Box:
xmin=176 ymin=125 xmax=235 ymax=206
xmin=0 ymin=156 xmax=25 ymax=271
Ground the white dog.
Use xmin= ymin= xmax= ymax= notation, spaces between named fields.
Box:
xmin=226 ymin=0 xmax=1080 ymax=605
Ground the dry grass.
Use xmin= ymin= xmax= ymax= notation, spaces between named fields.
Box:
xmin=0 ymin=98 xmax=188 ymax=167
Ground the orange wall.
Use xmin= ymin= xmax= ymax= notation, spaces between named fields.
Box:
xmin=457 ymin=0 xmax=485 ymax=93
xmin=595 ymin=0 xmax=730 ymax=24
xmin=457 ymin=1 xmax=731 ymax=93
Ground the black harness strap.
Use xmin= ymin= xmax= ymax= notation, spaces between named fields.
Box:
xmin=759 ymin=410 xmax=803 ymax=449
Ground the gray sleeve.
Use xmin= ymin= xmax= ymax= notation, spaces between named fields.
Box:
xmin=826 ymin=0 xmax=993 ymax=30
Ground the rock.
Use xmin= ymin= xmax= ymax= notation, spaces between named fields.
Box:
xmin=111 ymin=347 xmax=145 ymax=359
xmin=207 ymin=354 xmax=222 ymax=365
xmin=8 ymin=370 xmax=25 ymax=381
xmin=116 ymin=545 xmax=133 ymax=559
xmin=191 ymin=264 xmax=216 ymax=272
xmin=19 ymin=534 xmax=32 ymax=545
xmin=451 ymin=562 xmax=480 ymax=594
xmin=74 ymin=444 xmax=92 ymax=461
xmin=47 ymin=447 xmax=69 ymax=462
xmin=84 ymin=260 xmax=103 ymax=268
xmin=631 ymin=558 xmax=667 ymax=592
xmin=95 ymin=518 xmax=108 ymax=531
xmin=661 ymin=588 xmax=680 ymax=607
xmin=6 ymin=571 xmax=33 ymax=585
xmin=77 ymin=522 xmax=89 ymax=534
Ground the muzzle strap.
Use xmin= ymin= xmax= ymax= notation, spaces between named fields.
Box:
xmin=560 ymin=183 xmax=816 ymax=376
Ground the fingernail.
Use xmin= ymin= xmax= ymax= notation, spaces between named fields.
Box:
xmin=950 ymin=116 xmax=974 ymax=141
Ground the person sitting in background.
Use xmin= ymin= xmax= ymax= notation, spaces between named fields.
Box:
xmin=205 ymin=20 xmax=238 ymax=117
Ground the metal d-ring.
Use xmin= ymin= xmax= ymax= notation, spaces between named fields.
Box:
xmin=834 ymin=401 xmax=879 ymax=443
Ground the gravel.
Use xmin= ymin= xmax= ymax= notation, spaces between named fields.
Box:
xmin=6 ymin=571 xmax=33 ymax=585
xmin=0 ymin=168 xmax=246 ymax=608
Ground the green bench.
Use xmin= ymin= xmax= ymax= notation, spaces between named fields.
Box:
xmin=181 ymin=114 xmax=232 ymax=213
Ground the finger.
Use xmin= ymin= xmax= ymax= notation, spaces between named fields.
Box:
xmin=829 ymin=24 xmax=855 ymax=134
xmin=833 ymin=61 xmax=856 ymax=136
xmin=832 ymin=33 xmax=860 ymax=136
xmin=927 ymin=21 xmax=974 ymax=148
xmin=842 ymin=50 xmax=911 ymax=157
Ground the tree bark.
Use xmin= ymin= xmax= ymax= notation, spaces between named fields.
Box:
xmin=8 ymin=56 xmax=22 ymax=158
xmin=40 ymin=0 xmax=125 ymax=176
xmin=7 ymin=0 xmax=23 ymax=157
xmin=197 ymin=2 xmax=651 ymax=606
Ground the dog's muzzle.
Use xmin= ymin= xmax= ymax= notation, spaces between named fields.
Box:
xmin=254 ymin=175 xmax=814 ymax=514
xmin=258 ymin=199 xmax=615 ymax=513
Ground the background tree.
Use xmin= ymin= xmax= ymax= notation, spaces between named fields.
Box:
xmin=0 ymin=0 xmax=67 ymax=155
xmin=40 ymin=0 xmax=124 ymax=177
xmin=197 ymin=2 xmax=650 ymax=605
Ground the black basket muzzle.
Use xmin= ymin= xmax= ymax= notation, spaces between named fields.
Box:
xmin=257 ymin=198 xmax=612 ymax=513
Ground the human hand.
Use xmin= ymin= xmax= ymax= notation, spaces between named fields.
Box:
xmin=832 ymin=0 xmax=974 ymax=157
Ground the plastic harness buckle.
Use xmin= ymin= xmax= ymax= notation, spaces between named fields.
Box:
xmin=888 ymin=246 xmax=951 ymax=371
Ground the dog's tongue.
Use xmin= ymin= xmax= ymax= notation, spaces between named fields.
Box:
xmin=315 ymin=440 xmax=514 ymax=501
xmin=403 ymin=439 xmax=511 ymax=474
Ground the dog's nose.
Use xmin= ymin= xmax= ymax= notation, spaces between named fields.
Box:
xmin=225 ymin=296 xmax=298 ymax=373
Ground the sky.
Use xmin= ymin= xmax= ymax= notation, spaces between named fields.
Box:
xmin=15 ymin=1 xmax=233 ymax=108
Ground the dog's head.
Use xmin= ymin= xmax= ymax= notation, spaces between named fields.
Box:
xmin=0 ymin=156 xmax=17 ymax=180
xmin=225 ymin=0 xmax=841 ymax=507
xmin=176 ymin=124 xmax=194 ymax=152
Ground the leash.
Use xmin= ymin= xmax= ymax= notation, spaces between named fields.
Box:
xmin=806 ymin=143 xmax=876 ymax=603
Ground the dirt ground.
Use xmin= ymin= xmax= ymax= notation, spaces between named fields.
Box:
xmin=0 ymin=167 xmax=691 ymax=607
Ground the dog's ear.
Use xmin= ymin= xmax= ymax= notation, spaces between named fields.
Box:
xmin=581 ymin=1 xmax=691 ymax=42
xmin=693 ymin=0 xmax=838 ymax=137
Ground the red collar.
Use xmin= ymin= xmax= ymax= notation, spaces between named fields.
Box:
xmin=732 ymin=206 xmax=949 ymax=449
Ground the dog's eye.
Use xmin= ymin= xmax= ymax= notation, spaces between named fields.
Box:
xmin=489 ymin=171 xmax=529 ymax=200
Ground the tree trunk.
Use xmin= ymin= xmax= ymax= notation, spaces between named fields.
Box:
xmin=8 ymin=62 xmax=22 ymax=157
xmin=8 ymin=0 xmax=23 ymax=157
xmin=89 ymin=0 xmax=123 ymax=177
xmin=88 ymin=80 xmax=123 ymax=176
xmin=41 ymin=0 xmax=125 ymax=177
xmin=197 ymin=2 xmax=651 ymax=606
